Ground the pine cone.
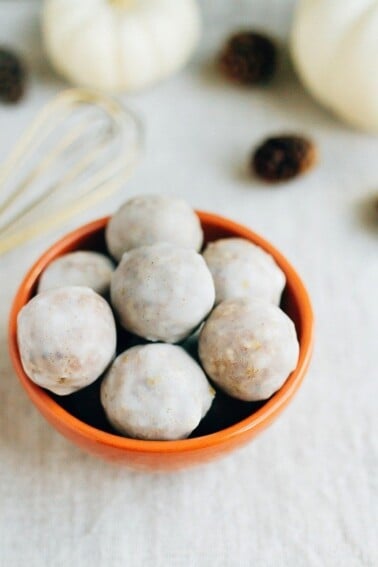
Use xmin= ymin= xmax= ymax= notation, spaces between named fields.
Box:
xmin=252 ymin=135 xmax=317 ymax=182
xmin=220 ymin=31 xmax=277 ymax=85
xmin=0 ymin=47 xmax=26 ymax=103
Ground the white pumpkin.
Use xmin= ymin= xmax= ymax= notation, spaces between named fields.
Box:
xmin=291 ymin=0 xmax=378 ymax=132
xmin=43 ymin=0 xmax=201 ymax=92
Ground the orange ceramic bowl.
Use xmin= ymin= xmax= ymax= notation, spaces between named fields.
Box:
xmin=9 ymin=212 xmax=314 ymax=471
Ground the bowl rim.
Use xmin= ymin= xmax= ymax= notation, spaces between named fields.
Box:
xmin=8 ymin=212 xmax=314 ymax=454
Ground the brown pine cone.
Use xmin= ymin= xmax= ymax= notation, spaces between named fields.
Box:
xmin=0 ymin=47 xmax=26 ymax=103
xmin=220 ymin=31 xmax=277 ymax=85
xmin=252 ymin=135 xmax=317 ymax=183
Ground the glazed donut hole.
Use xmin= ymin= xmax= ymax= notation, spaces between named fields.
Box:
xmin=37 ymin=251 xmax=114 ymax=295
xmin=198 ymin=298 xmax=299 ymax=402
xmin=17 ymin=286 xmax=117 ymax=396
xmin=106 ymin=194 xmax=203 ymax=261
xmin=101 ymin=344 xmax=215 ymax=440
xmin=110 ymin=242 xmax=215 ymax=343
xmin=203 ymin=237 xmax=286 ymax=305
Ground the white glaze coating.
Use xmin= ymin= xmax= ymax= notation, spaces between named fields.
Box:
xmin=101 ymin=344 xmax=215 ymax=440
xmin=37 ymin=251 xmax=114 ymax=295
xmin=199 ymin=298 xmax=299 ymax=401
xmin=106 ymin=194 xmax=203 ymax=261
xmin=111 ymin=242 xmax=215 ymax=343
xmin=17 ymin=286 xmax=117 ymax=395
xmin=203 ymin=238 xmax=286 ymax=305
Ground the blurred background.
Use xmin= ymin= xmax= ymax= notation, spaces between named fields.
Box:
xmin=0 ymin=1 xmax=377 ymax=566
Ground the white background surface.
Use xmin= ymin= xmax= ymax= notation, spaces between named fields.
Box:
xmin=0 ymin=1 xmax=377 ymax=566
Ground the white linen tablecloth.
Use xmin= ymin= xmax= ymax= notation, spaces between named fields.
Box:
xmin=0 ymin=1 xmax=377 ymax=565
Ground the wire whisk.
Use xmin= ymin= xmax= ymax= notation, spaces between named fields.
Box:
xmin=0 ymin=88 xmax=143 ymax=255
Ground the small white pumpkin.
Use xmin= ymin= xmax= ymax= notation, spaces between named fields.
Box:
xmin=291 ymin=0 xmax=378 ymax=132
xmin=43 ymin=0 xmax=201 ymax=92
